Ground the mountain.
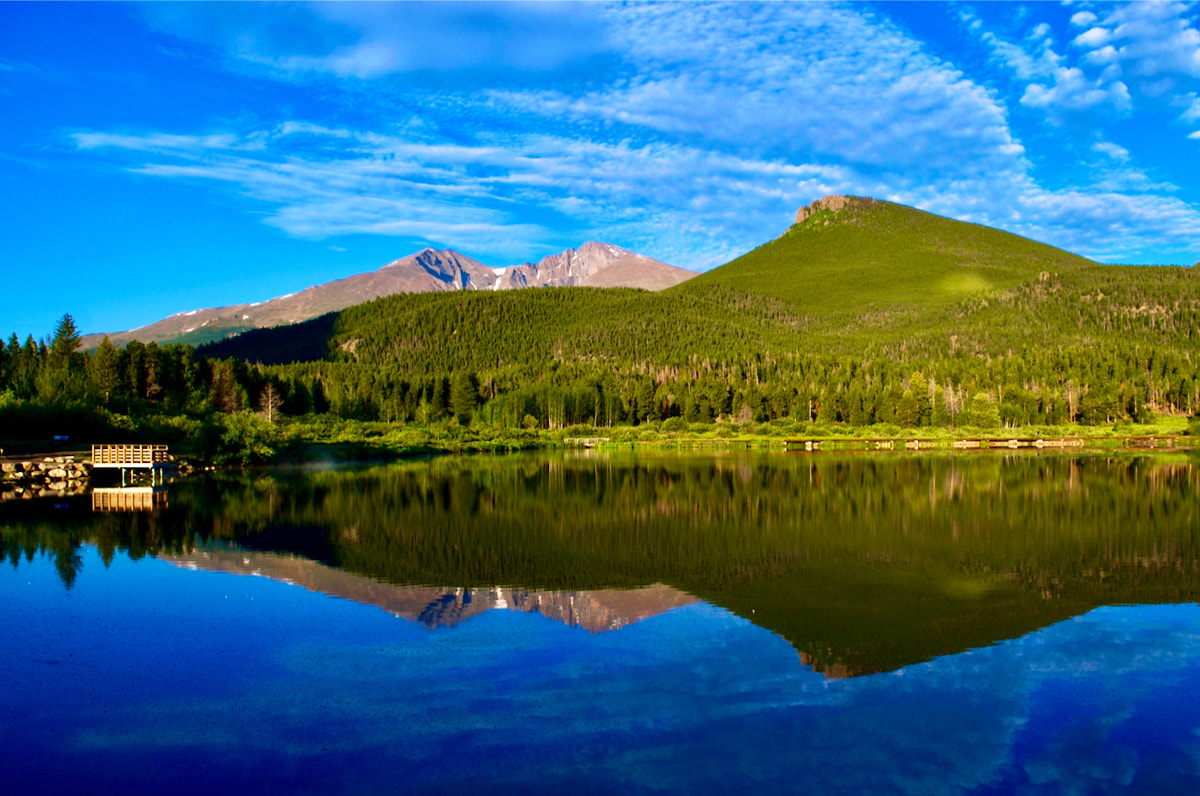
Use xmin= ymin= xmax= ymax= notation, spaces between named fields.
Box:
xmin=81 ymin=242 xmax=693 ymax=348
xmin=503 ymin=241 xmax=694 ymax=291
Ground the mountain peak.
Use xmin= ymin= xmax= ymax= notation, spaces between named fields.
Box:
xmin=795 ymin=195 xmax=875 ymax=225
xmin=577 ymin=241 xmax=631 ymax=258
xmin=388 ymin=247 xmax=460 ymax=267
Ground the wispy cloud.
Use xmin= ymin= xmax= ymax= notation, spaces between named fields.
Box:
xmin=1091 ymin=141 xmax=1130 ymax=162
xmin=498 ymin=3 xmax=1026 ymax=178
xmin=76 ymin=123 xmax=861 ymax=268
xmin=68 ymin=2 xmax=1200 ymax=268
xmin=72 ymin=131 xmax=265 ymax=153
xmin=139 ymin=2 xmax=613 ymax=79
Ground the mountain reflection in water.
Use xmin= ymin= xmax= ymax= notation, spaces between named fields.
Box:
xmin=3 ymin=450 xmax=1198 ymax=678
xmin=166 ymin=544 xmax=698 ymax=632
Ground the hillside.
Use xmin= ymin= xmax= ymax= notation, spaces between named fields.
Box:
xmin=80 ymin=242 xmax=693 ymax=349
xmin=684 ymin=195 xmax=1097 ymax=313
xmin=676 ymin=196 xmax=1197 ymax=358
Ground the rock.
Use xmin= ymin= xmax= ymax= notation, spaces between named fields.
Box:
xmin=1 ymin=463 xmax=14 ymax=473
xmin=795 ymin=194 xmax=870 ymax=225
xmin=48 ymin=482 xmax=67 ymax=491
xmin=48 ymin=468 xmax=68 ymax=479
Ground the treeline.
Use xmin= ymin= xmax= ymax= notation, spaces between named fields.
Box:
xmin=0 ymin=315 xmax=274 ymax=418
xmin=4 ymin=316 xmax=1199 ymax=444
xmin=261 ymin=343 xmax=1193 ymax=430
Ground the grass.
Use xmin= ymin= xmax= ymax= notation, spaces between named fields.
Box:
xmin=679 ymin=197 xmax=1096 ymax=314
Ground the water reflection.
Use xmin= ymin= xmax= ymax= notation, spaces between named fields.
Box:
xmin=92 ymin=486 xmax=170 ymax=512
xmin=166 ymin=543 xmax=697 ymax=632
xmin=3 ymin=450 xmax=1199 ymax=676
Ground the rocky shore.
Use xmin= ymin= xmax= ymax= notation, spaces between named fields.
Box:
xmin=0 ymin=456 xmax=91 ymax=502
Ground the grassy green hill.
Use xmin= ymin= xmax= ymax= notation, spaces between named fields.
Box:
xmin=683 ymin=196 xmax=1096 ymax=313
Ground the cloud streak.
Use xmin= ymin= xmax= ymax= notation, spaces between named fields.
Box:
xmin=69 ymin=2 xmax=1200 ymax=268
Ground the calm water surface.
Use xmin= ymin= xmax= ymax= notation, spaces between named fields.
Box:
xmin=3 ymin=451 xmax=1200 ymax=794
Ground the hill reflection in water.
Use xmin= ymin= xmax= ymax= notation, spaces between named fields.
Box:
xmin=3 ymin=450 xmax=1199 ymax=677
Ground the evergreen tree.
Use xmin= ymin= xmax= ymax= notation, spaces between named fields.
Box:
xmin=449 ymin=372 xmax=479 ymax=425
xmin=89 ymin=336 xmax=121 ymax=404
xmin=46 ymin=313 xmax=81 ymax=372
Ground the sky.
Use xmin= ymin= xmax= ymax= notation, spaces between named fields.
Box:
xmin=2 ymin=1 xmax=1199 ymax=338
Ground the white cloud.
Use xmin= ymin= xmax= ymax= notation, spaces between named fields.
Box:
xmin=1190 ymin=130 xmax=1200 ymax=139
xmin=1073 ymin=27 xmax=1113 ymax=49
xmin=490 ymin=3 xmax=1026 ymax=181
xmin=1177 ymin=92 xmax=1200 ymax=121
xmin=1028 ymin=22 xmax=1052 ymax=42
xmin=1100 ymin=1 xmax=1200 ymax=78
xmin=972 ymin=16 xmax=1133 ymax=115
xmin=74 ymin=123 xmax=864 ymax=269
xmin=72 ymin=131 xmax=264 ymax=153
xmin=1091 ymin=141 xmax=1130 ymax=162
xmin=1084 ymin=45 xmax=1122 ymax=67
xmin=1021 ymin=68 xmax=1131 ymax=112
xmin=1070 ymin=11 xmax=1099 ymax=28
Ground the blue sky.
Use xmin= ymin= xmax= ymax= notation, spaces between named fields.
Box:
xmin=3 ymin=1 xmax=1199 ymax=337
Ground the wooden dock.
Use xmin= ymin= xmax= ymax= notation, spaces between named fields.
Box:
xmin=91 ymin=444 xmax=172 ymax=485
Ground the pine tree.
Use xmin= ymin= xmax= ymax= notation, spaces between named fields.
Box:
xmin=89 ymin=336 xmax=121 ymax=404
xmin=449 ymin=372 xmax=478 ymax=425
xmin=47 ymin=313 xmax=81 ymax=372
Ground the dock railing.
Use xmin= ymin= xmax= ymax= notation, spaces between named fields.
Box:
xmin=91 ymin=444 xmax=171 ymax=468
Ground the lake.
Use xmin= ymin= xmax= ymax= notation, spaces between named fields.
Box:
xmin=3 ymin=450 xmax=1200 ymax=794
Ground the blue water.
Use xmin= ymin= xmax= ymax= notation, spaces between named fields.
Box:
xmin=3 ymin=547 xmax=1200 ymax=794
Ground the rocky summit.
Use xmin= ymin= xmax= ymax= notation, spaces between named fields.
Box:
xmin=794 ymin=194 xmax=874 ymax=225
